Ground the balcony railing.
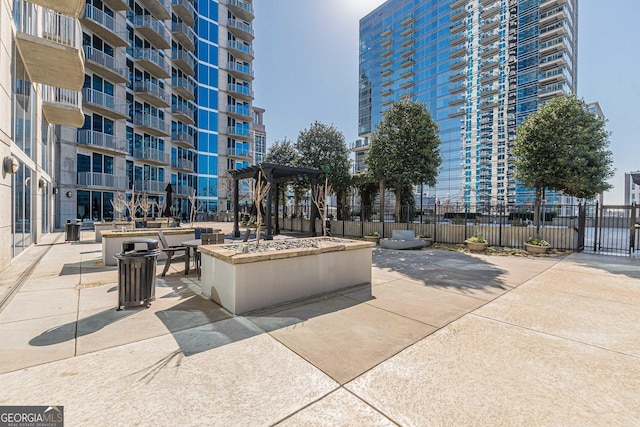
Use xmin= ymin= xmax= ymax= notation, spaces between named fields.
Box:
xmin=133 ymin=80 xmax=170 ymax=107
xmin=226 ymin=61 xmax=254 ymax=78
xmin=132 ymin=146 xmax=170 ymax=164
xmin=172 ymin=158 xmax=194 ymax=172
xmin=78 ymin=172 xmax=128 ymax=189
xmin=175 ymin=184 xmax=195 ymax=196
xmin=227 ymin=104 xmax=251 ymax=117
xmin=225 ymin=0 xmax=254 ymax=21
xmin=13 ymin=0 xmax=84 ymax=90
xmin=171 ymin=75 xmax=195 ymax=100
xmin=134 ymin=180 xmax=166 ymax=193
xmin=82 ymin=4 xmax=128 ymax=47
xmin=77 ymin=129 xmax=128 ymax=153
xmin=227 ymin=40 xmax=254 ymax=59
xmin=171 ymin=0 xmax=195 ymax=25
xmin=226 ymin=126 xmax=251 ymax=137
xmin=41 ymin=85 xmax=84 ymax=127
xmin=139 ymin=0 xmax=171 ymax=20
xmin=171 ymin=102 xmax=195 ymax=123
xmin=130 ymin=48 xmax=171 ymax=78
xmin=132 ymin=112 xmax=170 ymax=136
xmin=84 ymin=46 xmax=129 ymax=83
xmin=82 ymin=88 xmax=128 ymax=118
xmin=227 ymin=146 xmax=253 ymax=158
xmin=171 ymin=21 xmax=195 ymax=51
xmin=171 ymin=49 xmax=195 ymax=75
xmin=171 ymin=130 xmax=195 ymax=148
xmin=226 ymin=83 xmax=254 ymax=99
xmin=227 ymin=18 xmax=254 ymax=39
xmin=131 ymin=14 xmax=170 ymax=49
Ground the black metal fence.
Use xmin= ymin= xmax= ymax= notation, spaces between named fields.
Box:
xmin=281 ymin=202 xmax=640 ymax=254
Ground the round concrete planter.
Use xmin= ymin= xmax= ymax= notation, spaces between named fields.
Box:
xmin=364 ymin=235 xmax=380 ymax=245
xmin=465 ymin=240 xmax=487 ymax=252
xmin=525 ymin=243 xmax=549 ymax=255
xmin=420 ymin=237 xmax=433 ymax=247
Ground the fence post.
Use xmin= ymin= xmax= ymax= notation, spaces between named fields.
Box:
xmin=433 ymin=203 xmax=438 ymax=243
xmin=499 ymin=203 xmax=503 ymax=247
xmin=630 ymin=202 xmax=636 ymax=254
xmin=593 ymin=200 xmax=599 ymax=252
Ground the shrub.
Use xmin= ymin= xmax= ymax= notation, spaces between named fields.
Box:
xmin=527 ymin=236 xmax=550 ymax=247
xmin=365 ymin=231 xmax=380 ymax=237
xmin=467 ymin=232 xmax=486 ymax=244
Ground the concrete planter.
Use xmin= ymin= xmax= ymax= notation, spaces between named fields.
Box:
xmin=465 ymin=240 xmax=487 ymax=252
xmin=525 ymin=243 xmax=549 ymax=255
xmin=364 ymin=235 xmax=380 ymax=245
xmin=199 ymin=238 xmax=374 ymax=315
xmin=420 ymin=237 xmax=433 ymax=247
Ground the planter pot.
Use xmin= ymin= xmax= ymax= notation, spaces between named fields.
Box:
xmin=364 ymin=236 xmax=380 ymax=245
xmin=525 ymin=243 xmax=549 ymax=255
xmin=420 ymin=237 xmax=433 ymax=247
xmin=465 ymin=240 xmax=487 ymax=252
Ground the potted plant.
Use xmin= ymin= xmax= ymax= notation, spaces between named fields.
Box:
xmin=364 ymin=231 xmax=380 ymax=244
xmin=525 ymin=236 xmax=550 ymax=254
xmin=417 ymin=234 xmax=433 ymax=247
xmin=465 ymin=232 xmax=487 ymax=252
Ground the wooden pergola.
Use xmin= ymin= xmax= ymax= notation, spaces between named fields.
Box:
xmin=229 ymin=162 xmax=323 ymax=239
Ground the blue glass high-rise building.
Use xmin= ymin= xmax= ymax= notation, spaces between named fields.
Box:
xmin=358 ymin=0 xmax=578 ymax=206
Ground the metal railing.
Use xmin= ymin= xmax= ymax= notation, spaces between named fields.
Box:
xmin=133 ymin=80 xmax=169 ymax=103
xmin=14 ymin=0 xmax=82 ymax=50
xmin=84 ymin=46 xmax=128 ymax=80
xmin=132 ymin=146 xmax=170 ymax=164
xmin=77 ymin=172 xmax=128 ymax=189
xmin=132 ymin=112 xmax=170 ymax=135
xmin=82 ymin=88 xmax=128 ymax=116
xmin=84 ymin=4 xmax=127 ymax=38
xmin=42 ymin=85 xmax=81 ymax=108
xmin=77 ymin=129 xmax=128 ymax=153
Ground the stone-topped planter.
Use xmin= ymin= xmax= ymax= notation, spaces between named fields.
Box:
xmin=524 ymin=243 xmax=549 ymax=255
xmin=199 ymin=238 xmax=374 ymax=315
xmin=363 ymin=235 xmax=380 ymax=245
xmin=465 ymin=240 xmax=487 ymax=252
xmin=94 ymin=221 xmax=134 ymax=243
xmin=102 ymin=228 xmax=194 ymax=266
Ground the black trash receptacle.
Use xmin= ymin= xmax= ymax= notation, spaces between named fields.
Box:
xmin=65 ymin=219 xmax=82 ymax=242
xmin=114 ymin=238 xmax=160 ymax=310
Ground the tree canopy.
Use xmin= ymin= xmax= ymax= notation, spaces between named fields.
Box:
xmin=365 ymin=99 xmax=442 ymax=205
xmin=265 ymin=137 xmax=299 ymax=166
xmin=295 ymin=121 xmax=351 ymax=195
xmin=513 ymin=94 xmax=614 ymax=201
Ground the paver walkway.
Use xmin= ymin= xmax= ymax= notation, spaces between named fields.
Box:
xmin=0 ymin=227 xmax=638 ymax=425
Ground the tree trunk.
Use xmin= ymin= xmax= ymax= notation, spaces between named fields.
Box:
xmin=395 ymin=188 xmax=402 ymax=223
xmin=534 ymin=185 xmax=542 ymax=234
xmin=379 ymin=180 xmax=385 ymax=224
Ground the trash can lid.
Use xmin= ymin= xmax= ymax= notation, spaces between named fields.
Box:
xmin=121 ymin=238 xmax=159 ymax=253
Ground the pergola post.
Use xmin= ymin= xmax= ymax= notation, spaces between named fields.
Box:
xmin=266 ymin=180 xmax=273 ymax=240
xmin=233 ymin=177 xmax=240 ymax=237
xmin=274 ymin=182 xmax=280 ymax=235
xmin=310 ymin=176 xmax=318 ymax=237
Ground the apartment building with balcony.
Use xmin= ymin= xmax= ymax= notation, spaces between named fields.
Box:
xmin=358 ymin=0 xmax=578 ymax=206
xmin=1 ymin=0 xmax=85 ymax=267
xmin=216 ymin=0 xmax=255 ymax=211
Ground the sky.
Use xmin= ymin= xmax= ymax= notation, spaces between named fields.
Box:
xmin=251 ymin=0 xmax=639 ymax=204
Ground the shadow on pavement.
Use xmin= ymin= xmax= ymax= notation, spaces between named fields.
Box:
xmin=372 ymin=248 xmax=510 ymax=295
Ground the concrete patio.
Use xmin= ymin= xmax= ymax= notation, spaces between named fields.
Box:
xmin=0 ymin=224 xmax=638 ymax=425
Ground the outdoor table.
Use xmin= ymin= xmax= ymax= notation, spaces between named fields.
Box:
xmin=181 ymin=239 xmax=202 ymax=275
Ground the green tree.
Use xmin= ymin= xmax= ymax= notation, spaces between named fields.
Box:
xmin=513 ymin=94 xmax=614 ymax=226
xmin=265 ymin=138 xmax=300 ymax=218
xmin=265 ymin=137 xmax=298 ymax=165
xmin=365 ymin=99 xmax=442 ymax=220
xmin=351 ymin=172 xmax=379 ymax=221
xmin=296 ymin=121 xmax=351 ymax=219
